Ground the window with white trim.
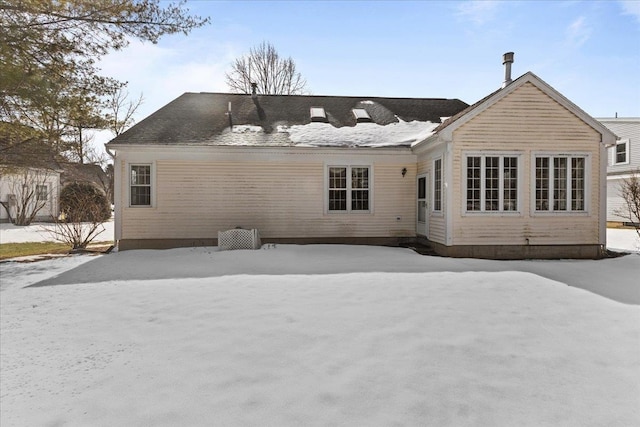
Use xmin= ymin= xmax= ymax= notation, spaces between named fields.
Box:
xmin=36 ymin=184 xmax=48 ymax=201
xmin=535 ymin=155 xmax=586 ymax=212
xmin=130 ymin=164 xmax=151 ymax=206
xmin=328 ymin=166 xmax=370 ymax=212
xmin=465 ymin=154 xmax=519 ymax=212
xmin=613 ymin=139 xmax=629 ymax=165
xmin=433 ymin=158 xmax=442 ymax=212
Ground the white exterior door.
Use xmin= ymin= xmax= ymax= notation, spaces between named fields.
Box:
xmin=417 ymin=174 xmax=428 ymax=237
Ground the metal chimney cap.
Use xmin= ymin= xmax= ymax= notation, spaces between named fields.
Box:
xmin=503 ymin=52 xmax=515 ymax=64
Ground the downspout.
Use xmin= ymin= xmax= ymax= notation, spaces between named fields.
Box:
xmin=599 ymin=136 xmax=607 ymax=255
xmin=107 ymin=145 xmax=121 ymax=245
xmin=104 ymin=143 xmax=115 ymax=159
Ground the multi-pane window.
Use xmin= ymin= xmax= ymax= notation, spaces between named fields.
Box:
xmin=465 ymin=155 xmax=519 ymax=212
xmin=36 ymin=185 xmax=48 ymax=201
xmin=433 ymin=159 xmax=442 ymax=212
xmin=130 ymin=165 xmax=151 ymax=206
xmin=466 ymin=157 xmax=481 ymax=211
xmin=613 ymin=140 xmax=629 ymax=165
xmin=328 ymin=166 xmax=370 ymax=212
xmin=571 ymin=157 xmax=585 ymax=211
xmin=503 ymin=157 xmax=518 ymax=211
xmin=535 ymin=155 xmax=586 ymax=212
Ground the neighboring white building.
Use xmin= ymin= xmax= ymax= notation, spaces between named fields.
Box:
xmin=0 ymin=140 xmax=62 ymax=224
xmin=597 ymin=117 xmax=640 ymax=225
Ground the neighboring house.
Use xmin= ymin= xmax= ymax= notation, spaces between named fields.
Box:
xmin=597 ymin=117 xmax=640 ymax=225
xmin=0 ymin=139 xmax=62 ymax=223
xmin=61 ymin=162 xmax=111 ymax=200
xmin=107 ymin=54 xmax=616 ymax=258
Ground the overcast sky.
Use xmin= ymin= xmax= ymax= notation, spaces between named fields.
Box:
xmin=96 ymin=0 xmax=640 ymax=146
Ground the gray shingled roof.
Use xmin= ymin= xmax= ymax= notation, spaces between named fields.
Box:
xmin=108 ymin=93 xmax=469 ymax=147
xmin=0 ymin=139 xmax=62 ymax=170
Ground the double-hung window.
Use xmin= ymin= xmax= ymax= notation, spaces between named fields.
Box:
xmin=613 ymin=140 xmax=629 ymax=165
xmin=465 ymin=154 xmax=519 ymax=213
xmin=130 ymin=165 xmax=151 ymax=206
xmin=36 ymin=185 xmax=48 ymax=201
xmin=328 ymin=166 xmax=370 ymax=212
xmin=535 ymin=155 xmax=586 ymax=212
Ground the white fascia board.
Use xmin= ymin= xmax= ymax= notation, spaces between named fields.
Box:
xmin=411 ymin=133 xmax=443 ymax=155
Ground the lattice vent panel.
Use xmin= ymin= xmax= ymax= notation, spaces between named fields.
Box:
xmin=218 ymin=228 xmax=261 ymax=251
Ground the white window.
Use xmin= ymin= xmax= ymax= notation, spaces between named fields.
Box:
xmin=613 ymin=139 xmax=629 ymax=165
xmin=535 ymin=155 xmax=587 ymax=212
xmin=328 ymin=166 xmax=370 ymax=212
xmin=36 ymin=185 xmax=48 ymax=201
xmin=433 ymin=158 xmax=442 ymax=212
xmin=464 ymin=154 xmax=519 ymax=213
xmin=130 ymin=164 xmax=151 ymax=206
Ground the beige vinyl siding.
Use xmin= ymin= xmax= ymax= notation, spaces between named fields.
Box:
xmin=428 ymin=216 xmax=446 ymax=244
xmin=417 ymin=152 xmax=446 ymax=244
xmin=120 ymin=159 xmax=416 ymax=240
xmin=450 ymin=82 xmax=602 ymax=246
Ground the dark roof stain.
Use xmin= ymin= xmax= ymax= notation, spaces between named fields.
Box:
xmin=108 ymin=93 xmax=469 ymax=146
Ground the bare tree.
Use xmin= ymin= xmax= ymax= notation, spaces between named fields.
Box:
xmin=614 ymin=170 xmax=640 ymax=238
xmin=0 ymin=166 xmax=56 ymax=225
xmin=106 ymin=88 xmax=144 ymax=136
xmin=48 ymin=182 xmax=110 ymax=250
xmin=48 ymin=203 xmax=106 ymax=250
xmin=225 ymin=42 xmax=307 ymax=95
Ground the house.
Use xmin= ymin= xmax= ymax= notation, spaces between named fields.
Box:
xmin=0 ymin=139 xmax=62 ymax=224
xmin=107 ymin=53 xmax=617 ymax=258
xmin=596 ymin=117 xmax=639 ymax=226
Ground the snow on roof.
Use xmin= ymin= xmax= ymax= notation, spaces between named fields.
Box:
xmin=278 ymin=120 xmax=440 ymax=148
xmin=231 ymin=125 xmax=263 ymax=133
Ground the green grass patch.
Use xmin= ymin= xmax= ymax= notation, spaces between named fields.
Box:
xmin=0 ymin=242 xmax=72 ymax=260
xmin=0 ymin=241 xmax=114 ymax=260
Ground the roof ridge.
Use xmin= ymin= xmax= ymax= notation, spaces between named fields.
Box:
xmin=190 ymin=91 xmax=463 ymax=102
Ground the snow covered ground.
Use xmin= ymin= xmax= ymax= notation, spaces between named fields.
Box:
xmin=1 ymin=227 xmax=639 ymax=426
xmin=0 ymin=219 xmax=115 ymax=244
